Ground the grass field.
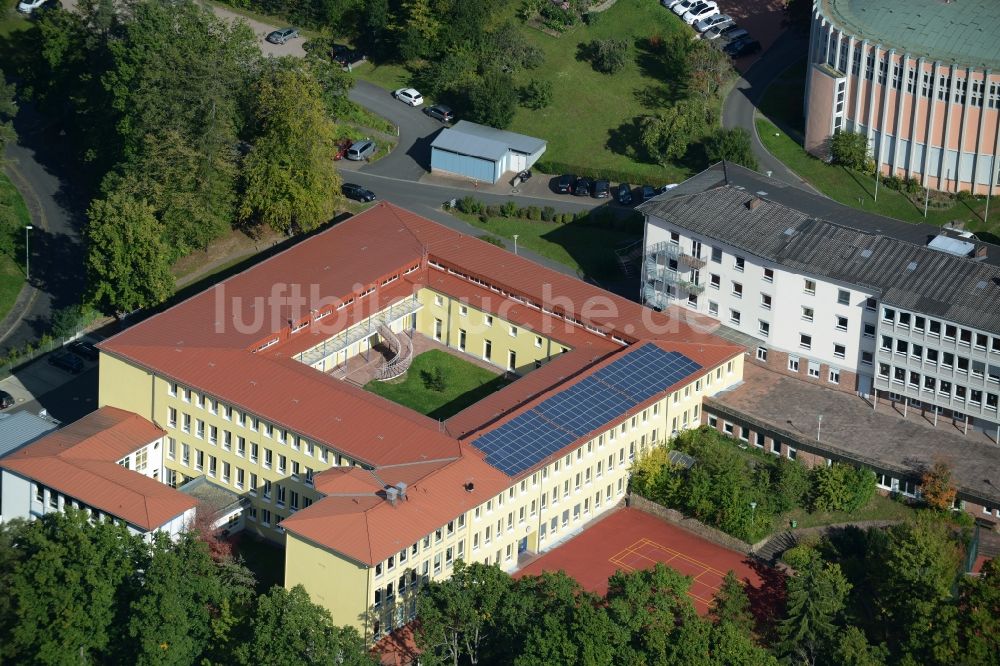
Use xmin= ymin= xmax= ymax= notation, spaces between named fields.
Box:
xmin=757 ymin=61 xmax=999 ymax=240
xmin=451 ymin=211 xmax=641 ymax=279
xmin=0 ymin=173 xmax=29 ymax=323
xmin=777 ymin=492 xmax=914 ymax=532
xmin=352 ymin=0 xmax=705 ymax=184
xmin=365 ymin=349 xmax=511 ymax=420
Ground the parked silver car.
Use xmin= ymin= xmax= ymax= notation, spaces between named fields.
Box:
xmin=346 ymin=140 xmax=376 ymax=161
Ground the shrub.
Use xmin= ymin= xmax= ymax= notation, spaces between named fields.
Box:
xmin=527 ymin=206 xmax=541 ymax=221
xmin=904 ymin=177 xmax=921 ymax=194
xmin=704 ymin=128 xmax=758 ymax=171
xmin=457 ymin=196 xmax=481 ymax=214
xmin=541 ymin=206 xmax=555 ymax=222
xmin=574 ymin=211 xmax=587 ymax=222
xmin=501 ymin=200 xmax=518 ymax=218
xmin=421 ymin=366 xmax=447 ymax=392
xmin=479 ymin=234 xmax=505 ymax=247
xmin=520 ymin=79 xmax=553 ymax=110
xmin=590 ymin=38 xmax=629 ymax=74
xmin=809 ymin=463 xmax=876 ymax=513
xmin=485 ymin=205 xmax=500 ymax=217
xmin=829 ymin=130 xmax=870 ymax=171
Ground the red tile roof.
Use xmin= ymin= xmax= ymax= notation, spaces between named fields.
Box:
xmin=0 ymin=407 xmax=197 ymax=531
xmin=282 ymin=445 xmax=510 ymax=566
xmin=97 ymin=202 xmax=742 ymax=561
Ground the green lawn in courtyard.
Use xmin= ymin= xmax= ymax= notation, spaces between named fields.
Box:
xmin=757 ymin=61 xmax=999 ymax=241
xmin=365 ymin=349 xmax=512 ymax=420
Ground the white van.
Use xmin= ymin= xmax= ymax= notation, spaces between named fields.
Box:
xmin=17 ymin=0 xmax=48 ymax=13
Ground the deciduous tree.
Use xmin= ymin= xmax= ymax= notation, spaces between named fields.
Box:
xmin=704 ymin=128 xmax=759 ymax=171
xmin=239 ymin=65 xmax=341 ymax=234
xmin=710 ymin=570 xmax=754 ymax=633
xmin=0 ymin=71 xmax=16 ymax=155
xmin=829 ymin=130 xmax=871 ymax=171
xmin=468 ymin=71 xmax=518 ymax=130
xmin=920 ymin=459 xmax=958 ymax=512
xmin=959 ymin=557 xmax=1000 ymax=665
xmin=237 ymin=585 xmax=374 ymax=666
xmin=85 ymin=190 xmax=175 ymax=316
xmin=639 ymin=101 xmax=702 ymax=165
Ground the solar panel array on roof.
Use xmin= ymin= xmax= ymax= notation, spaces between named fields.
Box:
xmin=472 ymin=344 xmax=701 ymax=476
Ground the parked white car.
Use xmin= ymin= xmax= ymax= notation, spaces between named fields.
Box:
xmin=694 ymin=13 xmax=732 ymax=33
xmin=16 ymin=0 xmax=47 ymax=13
xmin=392 ymin=88 xmax=424 ymax=107
xmin=661 ymin=0 xmax=685 ymax=9
xmin=672 ymin=0 xmax=698 ymax=16
xmin=684 ymin=2 xmax=719 ymax=25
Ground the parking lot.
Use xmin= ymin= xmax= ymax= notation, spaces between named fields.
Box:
xmin=0 ymin=336 xmax=102 ymax=422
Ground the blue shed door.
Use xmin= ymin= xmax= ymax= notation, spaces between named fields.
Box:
xmin=432 ymin=148 xmax=498 ymax=183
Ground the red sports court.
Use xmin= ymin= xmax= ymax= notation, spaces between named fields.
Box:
xmin=516 ymin=507 xmax=781 ymax=616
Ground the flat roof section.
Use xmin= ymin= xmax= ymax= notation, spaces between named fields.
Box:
xmin=706 ymin=364 xmax=1000 ymax=506
xmin=821 ymin=0 xmax=1000 ymax=70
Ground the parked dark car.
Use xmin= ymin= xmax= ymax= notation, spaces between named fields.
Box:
xmin=592 ymin=179 xmax=610 ymax=198
xmin=616 ymin=183 xmax=633 ymax=205
xmin=640 ymin=184 xmax=657 ymax=201
xmin=423 ymin=104 xmax=455 ymax=123
xmin=265 ymin=27 xmax=299 ymax=45
xmin=715 ymin=25 xmax=748 ymax=43
xmin=556 ymin=174 xmax=576 ymax=193
xmin=48 ymin=351 xmax=84 ymax=374
xmin=724 ymin=37 xmax=761 ymax=58
xmin=0 ymin=390 xmax=13 ymax=409
xmin=342 ymin=183 xmax=376 ymax=202
xmin=573 ymin=177 xmax=592 ymax=196
xmin=68 ymin=340 xmax=99 ymax=362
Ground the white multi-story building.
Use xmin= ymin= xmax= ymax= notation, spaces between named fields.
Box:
xmin=0 ymin=406 xmax=197 ymax=538
xmin=640 ymin=163 xmax=1000 ymax=441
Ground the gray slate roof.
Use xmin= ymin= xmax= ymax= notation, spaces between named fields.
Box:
xmin=0 ymin=412 xmax=59 ymax=459
xmin=431 ymin=121 xmax=547 ymax=162
xmin=639 ymin=163 xmax=1000 ymax=334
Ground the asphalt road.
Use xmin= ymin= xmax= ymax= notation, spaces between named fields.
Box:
xmin=721 ymin=29 xmax=814 ymax=191
xmin=2 ymin=103 xmax=87 ymax=354
xmin=8 ymin=366 xmax=98 ymax=424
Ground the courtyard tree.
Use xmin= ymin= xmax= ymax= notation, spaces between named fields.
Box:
xmin=239 ymin=65 xmax=341 ymax=234
xmin=710 ymin=570 xmax=754 ymax=633
xmin=85 ymin=190 xmax=175 ymax=316
xmin=959 ymin=557 xmax=1000 ymax=664
xmin=468 ymin=70 xmax=519 ymax=130
xmin=589 ymin=38 xmax=629 ymax=74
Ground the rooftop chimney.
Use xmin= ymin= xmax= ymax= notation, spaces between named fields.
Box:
xmin=386 ymin=487 xmax=399 ymax=506
xmin=395 ymin=481 xmax=408 ymax=500
xmin=464 ymin=482 xmax=475 ymax=492
xmin=747 ymin=197 xmax=762 ymax=210
xmin=976 ymin=244 xmax=988 ymax=261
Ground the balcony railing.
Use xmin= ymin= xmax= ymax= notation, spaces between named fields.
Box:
xmin=678 ymin=253 xmax=706 ymax=268
xmin=677 ymin=280 xmax=704 ymax=294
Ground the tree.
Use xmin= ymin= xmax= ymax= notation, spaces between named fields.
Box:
xmin=829 ymin=130 xmax=871 ymax=171
xmin=589 ymin=38 xmax=629 ymax=74
xmin=85 ymin=190 xmax=175 ymax=316
xmin=520 ymin=79 xmax=553 ymax=110
xmin=239 ymin=65 xmax=341 ymax=234
xmin=125 ymin=533 xmax=223 ymax=665
xmin=809 ymin=463 xmax=875 ymax=513
xmin=416 ymin=561 xmax=513 ymax=666
xmin=605 ymin=563 xmax=712 ymax=665
xmin=959 ymin=557 xmax=1000 ymax=665
xmin=875 ymin=515 xmax=963 ymax=664
xmin=833 ymin=626 xmax=889 ymax=666
xmin=710 ymin=570 xmax=754 ymax=634
xmin=777 ymin=558 xmax=852 ymax=665
xmin=237 ymin=585 xmax=374 ymax=666
xmin=480 ymin=22 xmax=544 ymax=74
xmin=303 ymin=37 xmax=356 ymax=118
xmin=709 ymin=621 xmax=779 ymax=666
xmin=920 ymin=459 xmax=957 ymax=512
xmin=0 ymin=71 xmax=16 ymax=155
xmin=639 ymin=101 xmax=703 ymax=165
xmin=0 ymin=510 xmax=145 ymax=664
xmin=704 ymin=128 xmax=759 ymax=171
xmin=685 ymin=40 xmax=730 ymax=101
xmin=468 ymin=71 xmax=518 ymax=129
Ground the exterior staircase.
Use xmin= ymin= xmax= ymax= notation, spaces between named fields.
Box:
xmin=615 ymin=240 xmax=644 ymax=277
xmin=755 ymin=531 xmax=798 ymax=564
xmin=374 ymin=324 xmax=413 ymax=381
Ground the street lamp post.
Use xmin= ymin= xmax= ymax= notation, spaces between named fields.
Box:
xmin=512 ymin=234 xmax=519 ymax=256
xmin=750 ymin=501 xmax=757 ymax=526
xmin=25 ymin=225 xmax=32 ymax=281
